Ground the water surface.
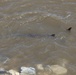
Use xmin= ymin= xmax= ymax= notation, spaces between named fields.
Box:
xmin=0 ymin=0 xmax=76 ymax=75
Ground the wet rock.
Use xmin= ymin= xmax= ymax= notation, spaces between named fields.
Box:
xmin=36 ymin=64 xmax=52 ymax=75
xmin=0 ymin=68 xmax=10 ymax=75
xmin=8 ymin=69 xmax=19 ymax=75
xmin=0 ymin=68 xmax=7 ymax=74
xmin=36 ymin=64 xmax=44 ymax=70
xmin=45 ymin=65 xmax=67 ymax=75
xmin=20 ymin=67 xmax=36 ymax=75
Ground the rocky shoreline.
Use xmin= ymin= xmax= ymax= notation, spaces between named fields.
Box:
xmin=0 ymin=64 xmax=67 ymax=75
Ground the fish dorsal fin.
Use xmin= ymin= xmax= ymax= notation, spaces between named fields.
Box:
xmin=66 ymin=27 xmax=72 ymax=31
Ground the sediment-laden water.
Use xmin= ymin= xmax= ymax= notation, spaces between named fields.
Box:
xmin=0 ymin=0 xmax=76 ymax=75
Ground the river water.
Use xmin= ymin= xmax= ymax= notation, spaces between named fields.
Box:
xmin=0 ymin=0 xmax=76 ymax=75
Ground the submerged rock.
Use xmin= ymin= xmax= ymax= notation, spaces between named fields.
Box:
xmin=0 ymin=64 xmax=67 ymax=75
xmin=36 ymin=64 xmax=44 ymax=71
xmin=20 ymin=67 xmax=36 ymax=75
xmin=45 ymin=65 xmax=67 ymax=75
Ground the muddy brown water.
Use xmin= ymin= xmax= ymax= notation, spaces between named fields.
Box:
xmin=0 ymin=0 xmax=76 ymax=75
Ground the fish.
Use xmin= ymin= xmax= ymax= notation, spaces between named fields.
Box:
xmin=16 ymin=33 xmax=56 ymax=38
xmin=1 ymin=27 xmax=72 ymax=39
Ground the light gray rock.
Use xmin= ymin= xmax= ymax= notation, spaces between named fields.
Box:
xmin=20 ymin=67 xmax=36 ymax=75
xmin=8 ymin=69 xmax=19 ymax=75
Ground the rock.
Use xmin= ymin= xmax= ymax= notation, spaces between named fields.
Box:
xmin=45 ymin=65 xmax=67 ymax=75
xmin=0 ymin=68 xmax=6 ymax=73
xmin=0 ymin=68 xmax=10 ymax=75
xmin=1 ymin=73 xmax=11 ymax=75
xmin=8 ymin=69 xmax=19 ymax=75
xmin=0 ymin=68 xmax=7 ymax=75
xmin=36 ymin=64 xmax=44 ymax=70
xmin=44 ymin=65 xmax=52 ymax=75
xmin=20 ymin=67 xmax=36 ymax=75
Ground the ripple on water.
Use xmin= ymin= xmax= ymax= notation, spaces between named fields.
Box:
xmin=0 ymin=55 xmax=9 ymax=65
